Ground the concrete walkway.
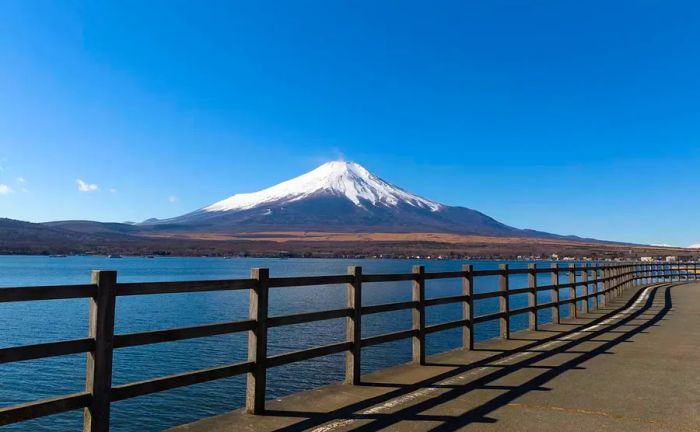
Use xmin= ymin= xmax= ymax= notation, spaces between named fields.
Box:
xmin=170 ymin=282 xmax=700 ymax=432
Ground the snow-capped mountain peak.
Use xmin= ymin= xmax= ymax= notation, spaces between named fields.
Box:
xmin=203 ymin=161 xmax=443 ymax=212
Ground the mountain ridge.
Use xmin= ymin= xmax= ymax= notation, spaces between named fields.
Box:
xmin=140 ymin=161 xmax=569 ymax=239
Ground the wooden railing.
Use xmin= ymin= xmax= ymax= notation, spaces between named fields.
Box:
xmin=0 ymin=261 xmax=697 ymax=430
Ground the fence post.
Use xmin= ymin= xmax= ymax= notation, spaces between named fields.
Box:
xmin=590 ymin=264 xmax=598 ymax=310
xmin=646 ymin=263 xmax=651 ymax=284
xmin=412 ymin=265 xmax=426 ymax=365
xmin=661 ymin=263 xmax=664 ymax=282
xmin=656 ymin=263 xmax=659 ymax=282
xmin=639 ymin=263 xmax=644 ymax=285
xmin=345 ymin=266 xmax=362 ymax=385
xmin=607 ymin=265 xmax=612 ymax=297
xmin=675 ymin=263 xmax=679 ymax=281
xmin=462 ymin=264 xmax=474 ymax=350
xmin=499 ymin=264 xmax=510 ymax=339
xmin=681 ymin=262 xmax=685 ymax=281
xmin=621 ymin=265 xmax=625 ymax=291
xmin=621 ymin=265 xmax=625 ymax=293
xmin=598 ymin=265 xmax=605 ymax=308
xmin=568 ymin=264 xmax=577 ymax=318
xmin=600 ymin=265 xmax=606 ymax=305
xmin=661 ymin=263 xmax=665 ymax=282
xmin=581 ymin=264 xmax=589 ymax=314
xmin=246 ymin=268 xmax=269 ymax=414
xmin=83 ymin=270 xmax=117 ymax=432
xmin=631 ymin=264 xmax=635 ymax=287
xmin=670 ymin=263 xmax=675 ymax=281
xmin=623 ymin=264 xmax=634 ymax=289
xmin=550 ymin=263 xmax=560 ymax=324
xmin=527 ymin=263 xmax=537 ymax=330
xmin=609 ymin=265 xmax=615 ymax=302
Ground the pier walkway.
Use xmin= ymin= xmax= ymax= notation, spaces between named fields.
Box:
xmin=171 ymin=281 xmax=698 ymax=432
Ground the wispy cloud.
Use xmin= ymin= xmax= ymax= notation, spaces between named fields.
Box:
xmin=109 ymin=188 xmax=117 ymax=193
xmin=15 ymin=177 xmax=29 ymax=192
xmin=76 ymin=179 xmax=99 ymax=192
xmin=0 ymin=184 xmax=13 ymax=195
xmin=168 ymin=195 xmax=178 ymax=203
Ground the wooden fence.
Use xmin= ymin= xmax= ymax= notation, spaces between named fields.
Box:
xmin=0 ymin=261 xmax=696 ymax=430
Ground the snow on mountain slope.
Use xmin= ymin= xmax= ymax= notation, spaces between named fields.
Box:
xmin=203 ymin=161 xmax=443 ymax=212
xmin=141 ymin=160 xmax=564 ymax=238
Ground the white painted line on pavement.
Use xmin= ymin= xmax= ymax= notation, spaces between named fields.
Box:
xmin=310 ymin=285 xmax=655 ymax=432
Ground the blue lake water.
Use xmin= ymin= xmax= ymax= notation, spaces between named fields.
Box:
xmin=0 ymin=256 xmax=582 ymax=431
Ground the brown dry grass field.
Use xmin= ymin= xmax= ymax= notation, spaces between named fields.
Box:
xmin=145 ymin=231 xmax=599 ymax=245
xmin=139 ymin=230 xmax=696 ymax=259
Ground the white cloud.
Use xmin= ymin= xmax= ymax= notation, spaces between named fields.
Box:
xmin=651 ymin=243 xmax=674 ymax=248
xmin=168 ymin=195 xmax=178 ymax=203
xmin=76 ymin=179 xmax=99 ymax=192
xmin=688 ymin=244 xmax=700 ymax=249
xmin=0 ymin=184 xmax=13 ymax=195
xmin=15 ymin=177 xmax=28 ymax=192
xmin=109 ymin=188 xmax=117 ymax=193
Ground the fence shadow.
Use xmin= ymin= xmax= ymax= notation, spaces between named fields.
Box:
xmin=265 ymin=283 xmax=675 ymax=432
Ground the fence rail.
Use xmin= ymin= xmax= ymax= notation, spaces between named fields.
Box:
xmin=0 ymin=261 xmax=697 ymax=430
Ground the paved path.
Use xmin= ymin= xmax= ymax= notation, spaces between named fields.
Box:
xmin=170 ymin=282 xmax=700 ymax=432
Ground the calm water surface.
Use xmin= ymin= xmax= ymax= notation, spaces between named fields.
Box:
xmin=0 ymin=256 xmax=582 ymax=431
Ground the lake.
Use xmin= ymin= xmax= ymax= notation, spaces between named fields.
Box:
xmin=0 ymin=256 xmax=579 ymax=431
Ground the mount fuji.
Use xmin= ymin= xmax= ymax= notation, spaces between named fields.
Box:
xmin=142 ymin=161 xmax=565 ymax=239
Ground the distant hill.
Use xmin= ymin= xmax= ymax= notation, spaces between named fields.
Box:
xmin=43 ymin=220 xmax=143 ymax=235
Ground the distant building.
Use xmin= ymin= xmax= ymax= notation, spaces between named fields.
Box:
xmin=640 ymin=256 xmax=654 ymax=262
xmin=666 ymin=256 xmax=678 ymax=262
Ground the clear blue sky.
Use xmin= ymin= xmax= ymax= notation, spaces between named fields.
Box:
xmin=1 ymin=1 xmax=699 ymax=246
